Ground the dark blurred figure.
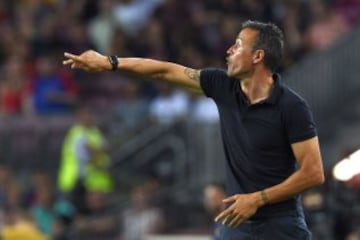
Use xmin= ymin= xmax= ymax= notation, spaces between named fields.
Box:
xmin=149 ymin=84 xmax=189 ymax=125
xmin=335 ymin=0 xmax=360 ymax=27
xmin=305 ymin=0 xmax=349 ymax=50
xmin=1 ymin=210 xmax=48 ymax=240
xmin=23 ymin=170 xmax=74 ymax=239
xmin=203 ymin=183 xmax=226 ymax=240
xmin=112 ymin=80 xmax=149 ymax=136
xmin=0 ymin=56 xmax=27 ymax=116
xmin=0 ymin=163 xmax=12 ymax=208
xmin=347 ymin=230 xmax=360 ymax=240
xmin=302 ymin=188 xmax=333 ymax=240
xmin=73 ymin=191 xmax=118 ymax=240
xmin=57 ymin=106 xmax=114 ymax=214
xmin=120 ymin=185 xmax=165 ymax=240
xmin=25 ymin=55 xmax=78 ymax=115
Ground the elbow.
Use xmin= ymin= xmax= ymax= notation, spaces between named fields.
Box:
xmin=316 ymin=174 xmax=325 ymax=186
xmin=311 ymin=169 xmax=325 ymax=187
xmin=301 ymin=166 xmax=325 ymax=188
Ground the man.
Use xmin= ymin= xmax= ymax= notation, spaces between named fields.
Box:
xmin=63 ymin=20 xmax=325 ymax=239
xmin=58 ymin=106 xmax=114 ymax=212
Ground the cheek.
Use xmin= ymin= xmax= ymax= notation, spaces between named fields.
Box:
xmin=235 ymin=52 xmax=253 ymax=66
xmin=231 ymin=53 xmax=245 ymax=68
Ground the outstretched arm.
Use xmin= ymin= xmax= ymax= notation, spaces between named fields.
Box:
xmin=63 ymin=50 xmax=203 ymax=93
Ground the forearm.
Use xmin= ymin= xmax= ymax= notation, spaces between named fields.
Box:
xmin=117 ymin=57 xmax=202 ymax=91
xmin=118 ymin=58 xmax=181 ymax=81
xmin=259 ymin=137 xmax=325 ymax=206
xmin=260 ymin=167 xmax=324 ymax=206
xmin=63 ymin=50 xmax=202 ymax=92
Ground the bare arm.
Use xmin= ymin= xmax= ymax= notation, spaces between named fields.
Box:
xmin=260 ymin=136 xmax=325 ymax=204
xmin=63 ymin=50 xmax=203 ymax=93
xmin=215 ymin=136 xmax=325 ymax=227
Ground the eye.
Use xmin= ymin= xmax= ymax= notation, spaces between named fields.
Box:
xmin=234 ymin=40 xmax=242 ymax=49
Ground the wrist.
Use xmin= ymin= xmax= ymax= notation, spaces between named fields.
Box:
xmin=98 ymin=55 xmax=111 ymax=71
xmin=259 ymin=190 xmax=269 ymax=207
xmin=107 ymin=55 xmax=119 ymax=71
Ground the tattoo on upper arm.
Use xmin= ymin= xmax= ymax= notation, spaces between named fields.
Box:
xmin=184 ymin=68 xmax=200 ymax=82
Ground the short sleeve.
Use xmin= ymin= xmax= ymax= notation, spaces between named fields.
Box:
xmin=200 ymin=68 xmax=233 ymax=101
xmin=284 ymin=100 xmax=317 ymax=144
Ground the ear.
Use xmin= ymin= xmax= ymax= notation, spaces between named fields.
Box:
xmin=253 ymin=49 xmax=265 ymax=64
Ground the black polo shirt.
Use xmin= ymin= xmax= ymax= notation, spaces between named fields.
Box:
xmin=200 ymin=68 xmax=317 ymax=218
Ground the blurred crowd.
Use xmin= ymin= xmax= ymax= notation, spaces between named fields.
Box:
xmin=0 ymin=0 xmax=359 ymax=119
xmin=0 ymin=161 xmax=170 ymax=240
xmin=0 ymin=0 xmax=360 ymax=239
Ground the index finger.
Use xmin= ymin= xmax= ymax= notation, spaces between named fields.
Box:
xmin=62 ymin=59 xmax=74 ymax=65
xmin=64 ymin=52 xmax=82 ymax=61
xmin=214 ymin=206 xmax=233 ymax=223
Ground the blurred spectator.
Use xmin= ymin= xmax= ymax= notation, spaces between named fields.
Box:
xmin=347 ymin=230 xmax=360 ymax=240
xmin=0 ymin=56 xmax=27 ymax=116
xmin=281 ymin=1 xmax=310 ymax=68
xmin=113 ymin=0 xmax=164 ymax=37
xmin=66 ymin=21 xmax=96 ymax=55
xmin=108 ymin=28 xmax=133 ymax=57
xmin=57 ymin=106 xmax=114 ymax=213
xmin=149 ymin=85 xmax=189 ymax=125
xmin=23 ymin=170 xmax=51 ymax=208
xmin=30 ymin=184 xmax=59 ymax=237
xmin=0 ymin=163 xmax=12 ymax=208
xmin=73 ymin=191 xmax=118 ymax=240
xmin=0 ymin=0 xmax=357 ymax=118
xmin=112 ymin=80 xmax=149 ymax=135
xmin=25 ymin=55 xmax=78 ymax=115
xmin=0 ymin=163 xmax=11 ymax=230
xmin=1 ymin=210 xmax=48 ymax=240
xmin=3 ymin=180 xmax=23 ymax=213
xmin=240 ymin=0 xmax=275 ymax=22
xmin=154 ymin=0 xmax=189 ymax=32
xmin=305 ymin=0 xmax=349 ymax=50
xmin=137 ymin=18 xmax=168 ymax=59
xmin=203 ymin=183 xmax=225 ymax=240
xmin=25 ymin=171 xmax=74 ymax=239
xmin=88 ymin=0 xmax=116 ymax=54
xmin=346 ymin=172 xmax=360 ymax=189
xmin=302 ymin=188 xmax=333 ymax=240
xmin=120 ymin=185 xmax=165 ymax=240
xmin=335 ymin=0 xmax=360 ymax=27
xmin=190 ymin=94 xmax=219 ymax=123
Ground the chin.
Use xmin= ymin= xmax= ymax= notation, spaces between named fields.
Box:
xmin=227 ymin=66 xmax=240 ymax=77
xmin=227 ymin=69 xmax=234 ymax=77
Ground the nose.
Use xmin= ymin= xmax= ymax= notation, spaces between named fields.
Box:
xmin=226 ymin=44 xmax=234 ymax=55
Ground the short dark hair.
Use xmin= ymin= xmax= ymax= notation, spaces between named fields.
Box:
xmin=241 ymin=20 xmax=284 ymax=72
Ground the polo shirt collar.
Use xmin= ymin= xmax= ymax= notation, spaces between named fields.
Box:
xmin=235 ymin=73 xmax=283 ymax=105
xmin=265 ymin=73 xmax=282 ymax=105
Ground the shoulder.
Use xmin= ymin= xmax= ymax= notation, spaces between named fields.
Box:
xmin=279 ymin=83 xmax=316 ymax=126
xmin=200 ymin=68 xmax=228 ymax=80
xmin=67 ymin=125 xmax=81 ymax=135
xmin=200 ymin=68 xmax=238 ymax=98
xmin=279 ymin=83 xmax=309 ymax=109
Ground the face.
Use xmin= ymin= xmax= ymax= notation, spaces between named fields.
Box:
xmin=78 ymin=108 xmax=95 ymax=127
xmin=37 ymin=56 xmax=55 ymax=76
xmin=226 ymin=28 xmax=259 ymax=78
xmin=86 ymin=192 xmax=106 ymax=211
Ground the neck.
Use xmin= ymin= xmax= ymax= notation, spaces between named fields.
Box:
xmin=239 ymin=68 xmax=274 ymax=104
